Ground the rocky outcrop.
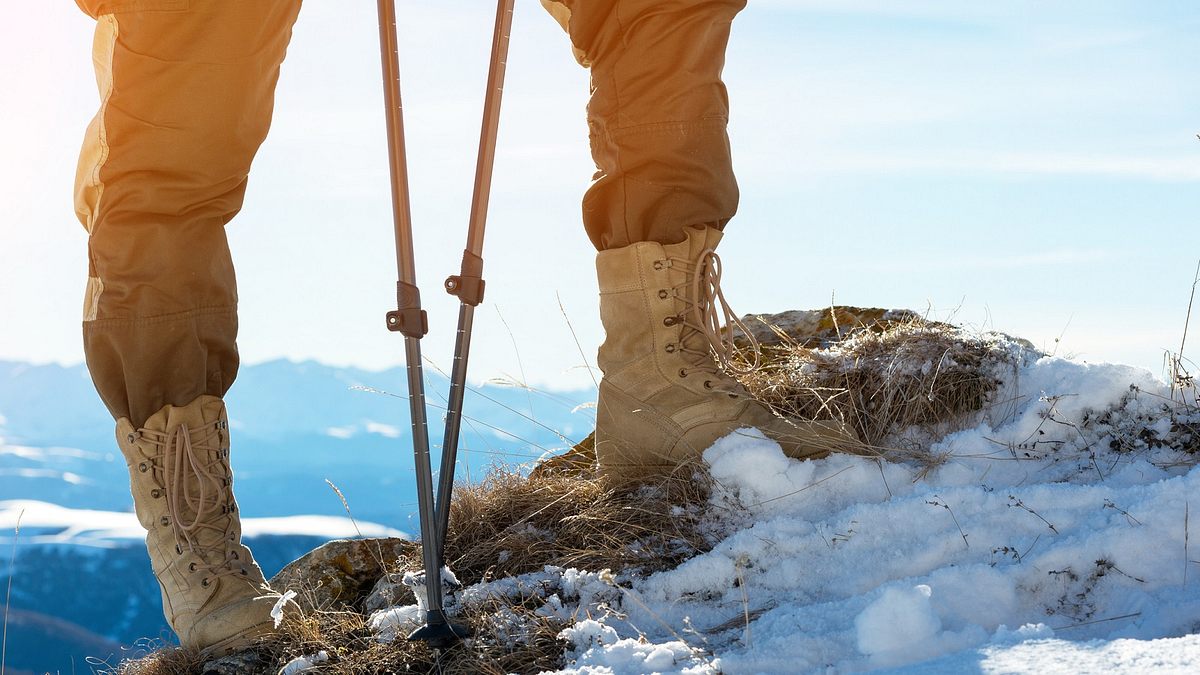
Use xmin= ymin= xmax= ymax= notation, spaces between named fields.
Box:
xmin=268 ymin=537 xmax=415 ymax=612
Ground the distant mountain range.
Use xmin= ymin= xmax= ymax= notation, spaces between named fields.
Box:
xmin=1 ymin=508 xmax=396 ymax=674
xmin=0 ymin=358 xmax=595 ymax=671
xmin=0 ymin=358 xmax=595 ymax=525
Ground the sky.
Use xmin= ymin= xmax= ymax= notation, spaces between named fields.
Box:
xmin=0 ymin=0 xmax=1197 ymax=391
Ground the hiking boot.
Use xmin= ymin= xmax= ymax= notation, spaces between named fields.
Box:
xmin=116 ymin=395 xmax=294 ymax=656
xmin=594 ymin=225 xmax=860 ymax=479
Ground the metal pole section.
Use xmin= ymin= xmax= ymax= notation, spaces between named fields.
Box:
xmin=375 ymin=0 xmax=451 ymax=637
xmin=377 ymin=0 xmax=416 ymax=288
xmin=435 ymin=0 xmax=516 ymax=555
xmin=466 ymin=0 xmax=515 ymax=255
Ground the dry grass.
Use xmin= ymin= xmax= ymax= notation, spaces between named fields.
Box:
xmin=440 ymin=461 xmax=711 ymax=584
xmin=738 ymin=316 xmax=1023 ymax=452
xmin=108 ymin=465 xmax=713 ymax=675
xmin=109 ymin=602 xmax=566 ymax=675
xmin=107 ymin=310 xmax=1035 ymax=674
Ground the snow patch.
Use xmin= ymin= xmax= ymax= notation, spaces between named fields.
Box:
xmin=365 ymin=421 xmax=402 ymax=438
xmin=278 ymin=650 xmax=328 ymax=675
xmin=325 ymin=425 xmax=355 ymax=439
xmin=554 ymin=620 xmax=716 ymax=675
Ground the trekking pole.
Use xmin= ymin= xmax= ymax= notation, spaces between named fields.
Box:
xmin=375 ymin=0 xmax=466 ymax=647
xmin=434 ymin=0 xmax=517 ymax=567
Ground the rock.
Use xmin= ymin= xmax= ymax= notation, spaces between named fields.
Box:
xmin=201 ymin=649 xmax=272 ymax=675
xmin=364 ymin=571 xmax=410 ymax=614
xmin=268 ymin=537 xmax=415 ymax=612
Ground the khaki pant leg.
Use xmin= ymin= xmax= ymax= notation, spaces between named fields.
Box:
xmin=74 ymin=0 xmax=302 ymax=426
xmin=542 ymin=0 xmax=746 ymax=251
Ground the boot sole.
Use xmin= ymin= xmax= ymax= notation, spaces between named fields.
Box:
xmin=196 ymin=618 xmax=277 ymax=659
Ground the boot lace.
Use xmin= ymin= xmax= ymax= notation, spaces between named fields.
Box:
xmin=663 ymin=248 xmax=762 ymax=391
xmin=138 ymin=421 xmax=247 ymax=584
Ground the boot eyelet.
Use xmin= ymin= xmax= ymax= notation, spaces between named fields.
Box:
xmin=663 ymin=316 xmax=677 ymax=326
xmin=679 ymin=369 xmax=688 ymax=378
xmin=189 ymin=562 xmax=197 ymax=572
xmin=657 ymin=289 xmax=668 ymax=299
xmin=241 ymin=569 xmax=249 ymax=576
xmin=175 ymin=544 xmax=183 ymax=555
xmin=664 ymin=344 xmax=676 ymax=353
xmin=126 ymin=433 xmax=137 ymax=444
xmin=231 ymin=551 xmax=240 ymax=560
xmin=138 ymin=462 xmax=148 ymax=473
xmin=704 ymin=380 xmax=714 ymax=390
xmin=201 ymin=578 xmax=210 ymax=587
xmin=652 ymin=260 xmax=664 ymax=270
xmin=160 ymin=516 xmax=170 ymax=527
xmin=150 ymin=489 xmax=161 ymax=499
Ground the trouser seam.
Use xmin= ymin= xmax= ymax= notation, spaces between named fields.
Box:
xmin=83 ymin=305 xmax=237 ymax=330
xmin=605 ymin=117 xmax=728 ymax=141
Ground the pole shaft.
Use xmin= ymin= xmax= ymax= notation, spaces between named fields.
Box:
xmin=465 ymin=0 xmax=515 ymax=255
xmin=434 ymin=303 xmax=474 ymax=550
xmin=377 ymin=0 xmax=417 ymax=285
xmin=376 ymin=0 xmax=444 ymax=621
xmin=434 ymin=0 xmax=516 ymax=554
xmin=403 ymin=338 xmax=443 ymax=621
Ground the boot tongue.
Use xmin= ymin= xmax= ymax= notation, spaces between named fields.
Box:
xmin=680 ymin=225 xmax=723 ymax=259
xmin=664 ymin=227 xmax=721 ymax=367
xmin=162 ymin=417 xmax=237 ymax=566
xmin=670 ymin=226 xmax=758 ymax=379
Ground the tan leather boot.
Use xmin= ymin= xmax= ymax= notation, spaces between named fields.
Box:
xmin=116 ymin=396 xmax=292 ymax=656
xmin=594 ymin=226 xmax=861 ymax=479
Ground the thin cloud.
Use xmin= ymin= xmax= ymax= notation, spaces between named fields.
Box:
xmin=870 ymin=249 xmax=1111 ymax=273
xmin=787 ymin=152 xmax=1200 ymax=182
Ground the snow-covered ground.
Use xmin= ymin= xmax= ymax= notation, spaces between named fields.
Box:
xmin=365 ymin=353 xmax=1200 ymax=673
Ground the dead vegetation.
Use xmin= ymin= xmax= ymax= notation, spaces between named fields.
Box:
xmin=737 ymin=310 xmax=1028 ymax=449
xmin=106 ymin=464 xmax=712 ymax=675
xmin=105 ymin=307 xmax=1200 ymax=674
xmin=441 ymin=461 xmax=712 ymax=583
xmin=106 ymin=600 xmax=566 ymax=675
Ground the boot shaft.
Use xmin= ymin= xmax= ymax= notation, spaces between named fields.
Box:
xmin=115 ymin=395 xmax=274 ymax=649
xmin=592 ymin=226 xmax=860 ymax=478
xmin=596 ymin=225 xmax=733 ymax=394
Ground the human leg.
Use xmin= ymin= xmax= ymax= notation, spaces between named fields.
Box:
xmin=544 ymin=0 xmax=861 ymax=478
xmin=542 ymin=0 xmax=743 ymax=251
xmin=74 ymin=0 xmax=303 ymax=653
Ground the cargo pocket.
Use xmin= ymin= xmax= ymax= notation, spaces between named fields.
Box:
xmin=76 ymin=0 xmax=189 ymax=19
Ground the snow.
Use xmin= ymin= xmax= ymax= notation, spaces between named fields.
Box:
xmin=887 ymin=633 xmax=1200 ymax=674
xmin=368 ymin=352 xmax=1200 ymax=673
xmin=553 ymin=620 xmax=715 ymax=675
xmin=323 ymin=421 xmax=406 ymax=439
xmin=278 ymin=650 xmax=329 ymax=675
xmin=0 ymin=467 xmax=88 ymax=484
xmin=365 ymin=421 xmax=403 ymax=438
xmin=324 ymin=425 xmax=356 ymax=439
xmin=369 ymin=604 xmax=424 ymax=643
xmin=0 ymin=499 xmax=406 ymax=547
xmin=272 ymin=590 xmax=298 ymax=628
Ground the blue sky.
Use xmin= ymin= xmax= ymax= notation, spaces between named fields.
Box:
xmin=0 ymin=1 xmax=1196 ymax=390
